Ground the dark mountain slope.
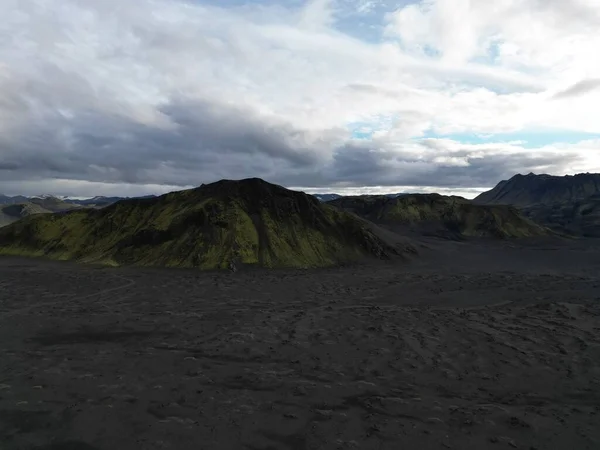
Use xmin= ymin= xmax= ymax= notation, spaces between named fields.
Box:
xmin=523 ymin=194 xmax=600 ymax=237
xmin=28 ymin=196 xmax=81 ymax=213
xmin=475 ymin=173 xmax=600 ymax=207
xmin=0 ymin=203 xmax=53 ymax=228
xmin=0 ymin=195 xmax=29 ymax=205
xmin=328 ymin=193 xmax=549 ymax=239
xmin=0 ymin=197 xmax=80 ymax=228
xmin=0 ymin=178 xmax=412 ymax=269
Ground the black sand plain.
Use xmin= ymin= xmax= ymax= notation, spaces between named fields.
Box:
xmin=1 ymin=236 xmax=600 ymax=450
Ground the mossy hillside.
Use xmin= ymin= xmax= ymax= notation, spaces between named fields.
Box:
xmin=28 ymin=196 xmax=81 ymax=213
xmin=0 ymin=178 xmax=401 ymax=269
xmin=328 ymin=194 xmax=549 ymax=238
xmin=0 ymin=196 xmax=82 ymax=228
xmin=0 ymin=203 xmax=54 ymax=228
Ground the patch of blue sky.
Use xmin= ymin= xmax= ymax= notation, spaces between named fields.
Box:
xmin=418 ymin=129 xmax=600 ymax=148
xmin=421 ymin=44 xmax=441 ymax=58
xmin=347 ymin=120 xmax=378 ymax=139
xmin=334 ymin=18 xmax=383 ymax=43
xmin=193 ymin=0 xmax=304 ymax=7
xmin=351 ymin=127 xmax=375 ymax=139
xmin=470 ymin=40 xmax=501 ymax=65
xmin=347 ymin=114 xmax=399 ymax=140
xmin=333 ymin=0 xmax=416 ymax=43
xmin=191 ymin=0 xmax=417 ymax=44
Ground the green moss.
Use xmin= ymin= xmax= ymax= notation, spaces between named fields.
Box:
xmin=328 ymin=194 xmax=548 ymax=239
xmin=0 ymin=179 xmax=399 ymax=270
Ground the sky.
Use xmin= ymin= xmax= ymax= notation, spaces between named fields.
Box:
xmin=1 ymin=0 xmax=600 ymax=198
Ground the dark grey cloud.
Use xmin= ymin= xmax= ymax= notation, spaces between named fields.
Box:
xmin=324 ymin=139 xmax=584 ymax=188
xmin=0 ymin=84 xmax=592 ymax=195
xmin=422 ymin=153 xmax=581 ymax=188
xmin=0 ymin=97 xmax=331 ymax=189
xmin=553 ymin=79 xmax=600 ymax=99
xmin=0 ymin=96 xmax=590 ymax=195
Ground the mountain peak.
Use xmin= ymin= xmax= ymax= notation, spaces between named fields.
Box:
xmin=475 ymin=172 xmax=600 ymax=207
xmin=32 ymin=194 xmax=59 ymax=200
xmin=0 ymin=178 xmax=412 ymax=270
xmin=199 ymin=177 xmax=288 ymax=192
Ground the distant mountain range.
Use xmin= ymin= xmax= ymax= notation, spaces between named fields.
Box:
xmin=0 ymin=195 xmax=30 ymax=205
xmin=2 ymin=173 xmax=599 ymax=270
xmin=0 ymin=194 xmax=157 ymax=227
xmin=475 ymin=173 xmax=600 ymax=237
xmin=311 ymin=193 xmax=343 ymax=202
xmin=0 ymin=196 xmax=80 ymax=228
xmin=0 ymin=194 xmax=156 ymax=207
xmin=0 ymin=203 xmax=53 ymax=228
xmin=474 ymin=172 xmax=600 ymax=207
xmin=311 ymin=193 xmax=406 ymax=202
xmin=0 ymin=177 xmax=557 ymax=271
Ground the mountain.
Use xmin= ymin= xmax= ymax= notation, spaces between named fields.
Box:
xmin=312 ymin=193 xmax=408 ymax=202
xmin=475 ymin=173 xmax=600 ymax=207
xmin=1 ymin=194 xmax=81 ymax=213
xmin=0 ymin=178 xmax=413 ymax=269
xmin=522 ymin=194 xmax=600 ymax=237
xmin=328 ymin=193 xmax=549 ymax=239
xmin=0 ymin=195 xmax=29 ymax=205
xmin=28 ymin=196 xmax=81 ymax=213
xmin=0 ymin=197 xmax=81 ymax=228
xmin=312 ymin=193 xmax=343 ymax=202
xmin=64 ymin=195 xmax=157 ymax=208
xmin=0 ymin=203 xmax=53 ymax=227
xmin=64 ymin=196 xmax=127 ymax=207
xmin=0 ymin=194 xmax=157 ymax=210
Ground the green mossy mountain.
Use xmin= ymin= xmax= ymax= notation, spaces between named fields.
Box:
xmin=0 ymin=203 xmax=53 ymax=228
xmin=28 ymin=196 xmax=81 ymax=213
xmin=328 ymin=193 xmax=549 ymax=239
xmin=0 ymin=178 xmax=409 ymax=269
xmin=475 ymin=173 xmax=600 ymax=207
xmin=0 ymin=197 xmax=80 ymax=228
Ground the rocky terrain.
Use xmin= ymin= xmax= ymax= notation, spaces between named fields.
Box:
xmin=1 ymin=237 xmax=599 ymax=450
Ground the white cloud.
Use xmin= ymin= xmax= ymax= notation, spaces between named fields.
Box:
xmin=0 ymin=0 xmax=599 ymax=197
xmin=300 ymin=0 xmax=336 ymax=29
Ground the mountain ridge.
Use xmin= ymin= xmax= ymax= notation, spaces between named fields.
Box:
xmin=0 ymin=178 xmax=413 ymax=269
xmin=475 ymin=172 xmax=600 ymax=207
xmin=0 ymin=194 xmax=159 ymax=228
xmin=0 ymin=203 xmax=53 ymax=228
xmin=328 ymin=193 xmax=550 ymax=239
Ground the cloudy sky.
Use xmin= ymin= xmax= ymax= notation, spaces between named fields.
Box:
xmin=2 ymin=0 xmax=600 ymax=198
